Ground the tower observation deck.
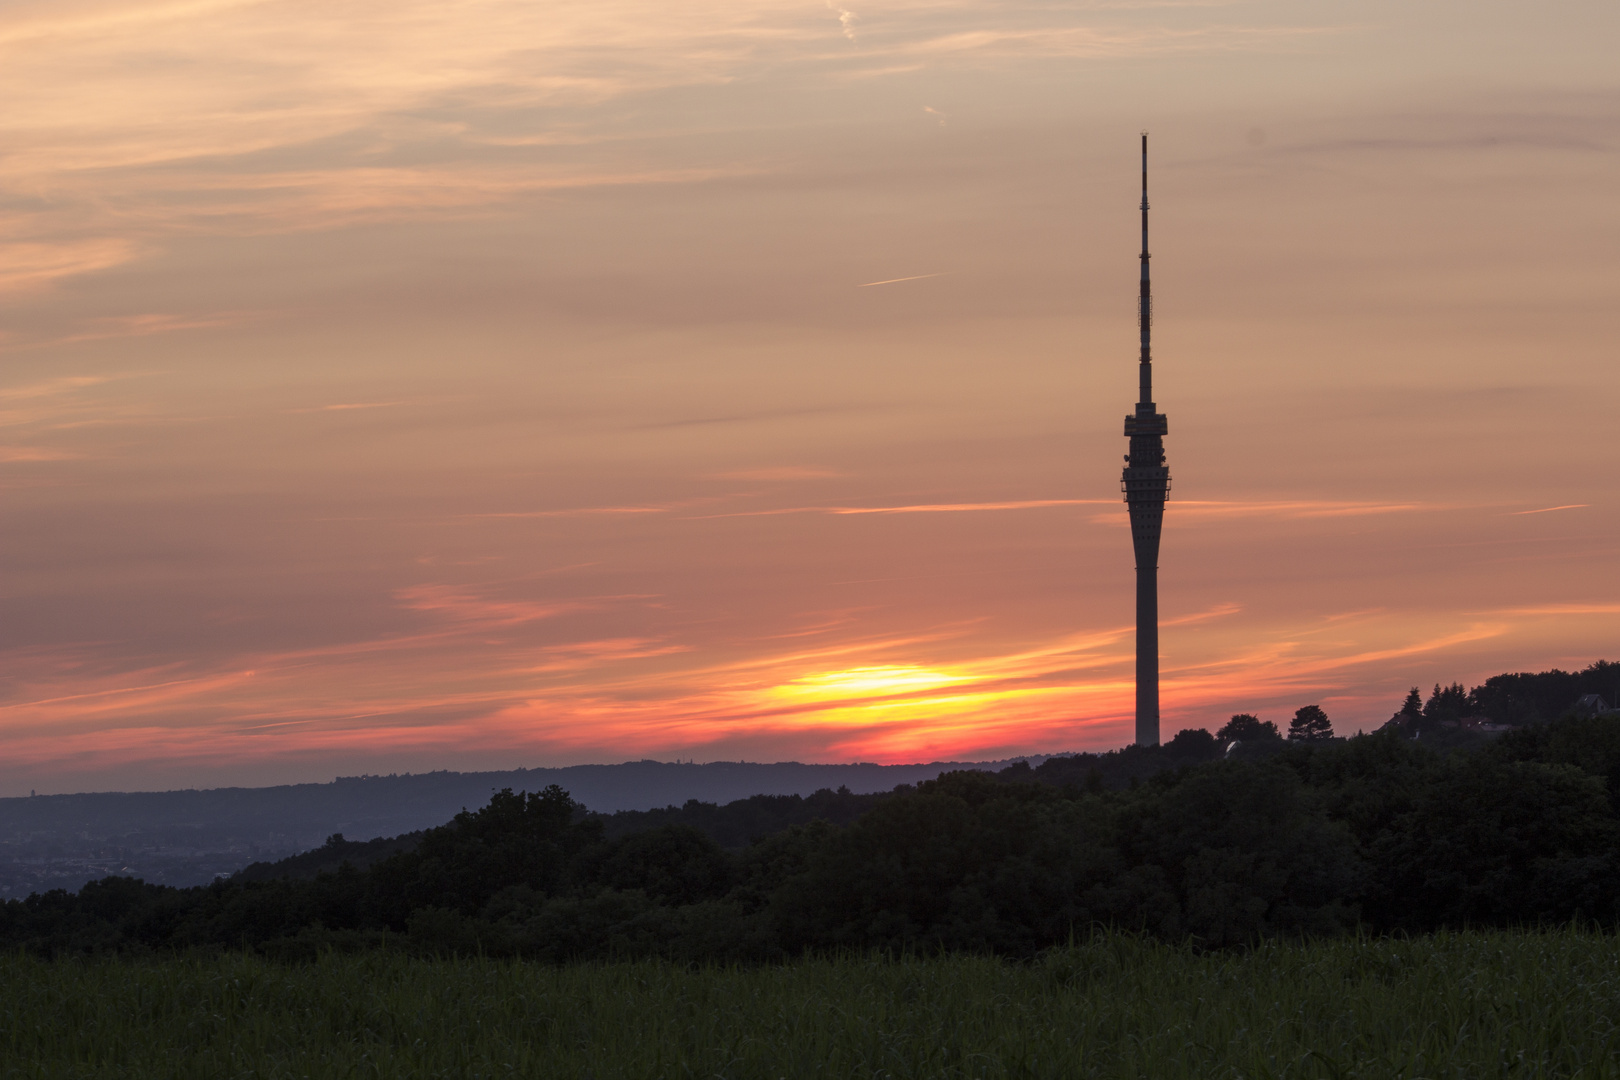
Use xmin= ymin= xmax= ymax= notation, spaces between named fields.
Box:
xmin=1121 ymin=133 xmax=1170 ymax=747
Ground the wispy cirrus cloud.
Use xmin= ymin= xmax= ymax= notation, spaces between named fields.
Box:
xmin=289 ymin=401 xmax=405 ymax=413
xmin=471 ymin=507 xmax=669 ymax=519
xmin=1090 ymin=500 xmax=1438 ymax=525
xmin=858 ymin=273 xmax=943 ymax=287
xmin=0 ymin=0 xmax=1341 ymax=291
xmin=0 ymin=586 xmax=1607 ymax=780
xmin=0 ymin=376 xmax=113 ymax=402
xmin=0 ymin=446 xmax=83 ymax=462
xmin=453 ymin=495 xmax=1440 ymax=529
xmin=1479 ymin=603 xmax=1620 ymax=617
xmin=877 ymin=21 xmax=1340 ymax=61
xmin=698 ymin=498 xmax=1109 ymax=519
xmin=0 ymin=582 xmax=670 ymax=751
xmin=467 ymin=498 xmax=1099 ymax=521
xmin=520 ymin=638 xmax=693 ymax=674
xmin=0 ymin=239 xmax=141 ymax=293
xmin=0 ymin=374 xmax=149 ymax=433
xmin=1511 ymin=504 xmax=1589 ymax=515
xmin=394 ymin=584 xmax=589 ymax=628
xmin=3 ymin=311 xmax=261 ymax=352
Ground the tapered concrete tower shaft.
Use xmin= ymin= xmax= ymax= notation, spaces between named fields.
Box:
xmin=1121 ymin=133 xmax=1170 ymax=747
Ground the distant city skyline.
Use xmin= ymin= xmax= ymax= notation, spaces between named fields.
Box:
xmin=1 ymin=0 xmax=1617 ymax=794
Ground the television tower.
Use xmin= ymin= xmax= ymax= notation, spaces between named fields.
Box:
xmin=1122 ymin=132 xmax=1170 ymax=747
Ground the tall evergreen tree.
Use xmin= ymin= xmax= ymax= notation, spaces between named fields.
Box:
xmin=1423 ymin=683 xmax=1469 ymax=725
xmin=1287 ymin=705 xmax=1333 ymax=742
xmin=1386 ymin=687 xmax=1424 ymax=732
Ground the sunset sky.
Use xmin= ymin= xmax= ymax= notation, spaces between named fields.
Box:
xmin=2 ymin=0 xmax=1617 ymax=795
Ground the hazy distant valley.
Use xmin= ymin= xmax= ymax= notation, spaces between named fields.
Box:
xmin=0 ymin=758 xmax=1025 ymax=896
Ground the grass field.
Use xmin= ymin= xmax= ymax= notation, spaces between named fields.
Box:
xmin=4 ymin=931 xmax=1619 ymax=1079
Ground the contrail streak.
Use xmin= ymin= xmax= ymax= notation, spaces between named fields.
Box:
xmin=1511 ymin=504 xmax=1589 ymax=515
xmin=857 ymin=273 xmax=943 ymax=287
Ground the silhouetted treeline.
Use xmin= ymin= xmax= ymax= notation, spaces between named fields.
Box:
xmin=1010 ymin=721 xmax=1285 ymax=793
xmin=1442 ymin=660 xmax=1619 ymax=727
xmin=230 ymin=787 xmax=889 ymax=882
xmin=234 ymin=833 xmax=425 ymax=883
xmin=0 ymin=758 xmax=1017 ymax=897
xmin=593 ymin=787 xmax=889 ymax=848
xmin=6 ymin=703 xmax=1620 ymax=959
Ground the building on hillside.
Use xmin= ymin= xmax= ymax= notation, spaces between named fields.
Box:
xmin=1572 ymin=694 xmax=1614 ymax=719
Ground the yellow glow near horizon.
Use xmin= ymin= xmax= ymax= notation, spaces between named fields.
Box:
xmin=751 ymin=664 xmax=1059 ymax=739
xmin=771 ymin=665 xmax=972 ymax=701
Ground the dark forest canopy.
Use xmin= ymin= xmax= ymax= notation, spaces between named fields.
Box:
xmin=1371 ymin=660 xmax=1620 ymax=735
xmin=6 ymin=692 xmax=1620 ymax=959
xmin=3 ymin=662 xmax=1614 ymax=959
xmin=1447 ymin=660 xmax=1620 ymax=726
xmin=3 ymin=661 xmax=1609 ymax=899
xmin=0 ymin=756 xmax=1027 ymax=897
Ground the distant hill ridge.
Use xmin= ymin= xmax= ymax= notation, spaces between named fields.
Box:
xmin=2 ymin=757 xmax=1040 ymax=824
xmin=3 ymin=659 xmax=1611 ymax=898
xmin=13 ymin=706 xmax=1620 ymax=959
xmin=0 ymin=758 xmax=1037 ymax=897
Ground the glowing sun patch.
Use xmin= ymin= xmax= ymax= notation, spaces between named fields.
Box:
xmin=773 ymin=665 xmax=971 ymax=700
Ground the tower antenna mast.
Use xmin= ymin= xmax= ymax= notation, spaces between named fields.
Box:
xmin=1121 ymin=132 xmax=1171 ymax=746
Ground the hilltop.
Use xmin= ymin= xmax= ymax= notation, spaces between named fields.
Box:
xmin=0 ymin=757 xmax=1030 ymax=897
xmin=4 ymin=658 xmax=1611 ymax=899
xmin=6 ymin=703 xmax=1620 ymax=959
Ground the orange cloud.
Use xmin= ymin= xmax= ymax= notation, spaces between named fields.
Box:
xmin=0 ymin=447 xmax=83 ymax=462
xmin=395 ymin=585 xmax=588 ymax=628
xmin=1 ymin=588 xmax=1613 ymax=783
xmin=1089 ymin=501 xmax=1441 ymax=527
xmin=699 ymin=499 xmax=1109 ymax=519
xmin=472 ymin=508 xmax=668 ymax=519
xmin=1483 ymin=603 xmax=1620 ymax=617
xmin=0 ymin=239 xmax=141 ymax=293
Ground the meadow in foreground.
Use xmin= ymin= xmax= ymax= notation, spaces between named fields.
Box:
xmin=5 ymin=930 xmax=1619 ymax=1079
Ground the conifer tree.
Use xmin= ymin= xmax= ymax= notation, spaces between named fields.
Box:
xmin=1288 ymin=704 xmax=1333 ymax=742
xmin=1423 ymin=683 xmax=1469 ymax=725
